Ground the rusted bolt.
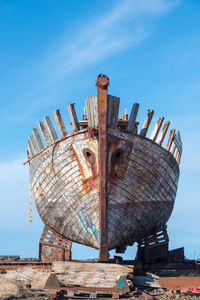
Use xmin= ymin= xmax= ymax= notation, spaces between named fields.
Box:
xmin=95 ymin=74 xmax=109 ymax=89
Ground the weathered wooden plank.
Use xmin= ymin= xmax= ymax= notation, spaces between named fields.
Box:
xmin=176 ymin=150 xmax=181 ymax=164
xmin=38 ymin=121 xmax=52 ymax=146
xmin=173 ymin=147 xmax=178 ymax=162
xmin=53 ymin=261 xmax=133 ymax=273
xmin=30 ymin=133 xmax=85 ymax=184
xmin=107 ymin=95 xmax=120 ymax=128
xmin=85 ymin=96 xmax=98 ymax=127
xmin=139 ymin=110 xmax=154 ymax=137
xmin=108 ymin=128 xmax=179 ymax=175
xmin=127 ymin=156 xmax=177 ymax=194
xmin=27 ymin=140 xmax=35 ymax=157
xmin=156 ymin=121 xmax=170 ymax=146
xmin=29 ymin=135 xmax=39 ymax=154
xmin=53 ymin=109 xmax=68 ymax=137
xmin=32 ymin=128 xmax=44 ymax=151
xmin=173 ymin=131 xmax=182 ymax=154
xmin=67 ymin=103 xmax=80 ymax=132
xmin=150 ymin=117 xmax=164 ymax=141
xmin=112 ymin=163 xmax=175 ymax=209
xmin=44 ymin=116 xmax=58 ymax=141
xmin=129 ymin=151 xmax=177 ymax=189
xmin=32 ymin=144 xmax=100 ymax=249
xmin=126 ymin=103 xmax=139 ymax=133
xmin=165 ymin=129 xmax=175 ymax=151
xmin=51 ymin=261 xmax=132 ymax=290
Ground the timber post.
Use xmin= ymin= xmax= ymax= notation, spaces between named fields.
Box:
xmin=95 ymin=74 xmax=109 ymax=261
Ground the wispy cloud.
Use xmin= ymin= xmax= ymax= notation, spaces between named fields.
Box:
xmin=43 ymin=0 xmax=179 ymax=84
xmin=1 ymin=0 xmax=179 ymax=123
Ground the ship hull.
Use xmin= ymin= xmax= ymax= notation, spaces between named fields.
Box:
xmin=30 ymin=128 xmax=179 ymax=250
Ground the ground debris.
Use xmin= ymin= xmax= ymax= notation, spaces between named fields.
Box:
xmin=0 ymin=268 xmax=51 ymax=299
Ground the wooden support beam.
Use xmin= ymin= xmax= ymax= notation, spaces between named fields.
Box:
xmin=44 ymin=116 xmax=58 ymax=141
xmin=53 ymin=110 xmax=68 ymax=137
xmin=29 ymin=135 xmax=38 ymax=154
xmin=67 ymin=104 xmax=80 ymax=132
xmin=126 ymin=103 xmax=139 ymax=133
xmin=32 ymin=128 xmax=44 ymax=150
xmin=38 ymin=121 xmax=52 ymax=146
xmin=85 ymin=96 xmax=98 ymax=127
xmin=27 ymin=140 xmax=35 ymax=157
xmin=156 ymin=121 xmax=170 ymax=146
xmin=165 ymin=129 xmax=175 ymax=151
xmin=150 ymin=117 xmax=164 ymax=141
xmin=107 ymin=95 xmax=120 ymax=128
xmin=95 ymin=74 xmax=109 ymax=262
xmin=139 ymin=110 xmax=154 ymax=137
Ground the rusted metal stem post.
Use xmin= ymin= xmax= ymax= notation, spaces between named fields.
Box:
xmin=95 ymin=74 xmax=109 ymax=262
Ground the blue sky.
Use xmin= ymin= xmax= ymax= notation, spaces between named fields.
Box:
xmin=0 ymin=0 xmax=200 ymax=260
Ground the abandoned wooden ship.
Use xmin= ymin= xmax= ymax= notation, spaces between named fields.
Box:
xmin=25 ymin=74 xmax=182 ymax=261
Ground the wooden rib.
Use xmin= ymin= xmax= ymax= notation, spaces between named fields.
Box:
xmin=38 ymin=121 xmax=52 ymax=146
xmin=27 ymin=140 xmax=34 ymax=157
xmin=175 ymin=131 xmax=182 ymax=154
xmin=85 ymin=96 xmax=98 ymax=127
xmin=67 ymin=104 xmax=80 ymax=132
xmin=169 ymin=140 xmax=176 ymax=155
xmin=44 ymin=116 xmax=58 ymax=141
xmin=150 ymin=117 xmax=164 ymax=141
xmin=139 ymin=110 xmax=154 ymax=137
xmin=32 ymin=128 xmax=44 ymax=151
xmin=107 ymin=95 xmax=120 ymax=128
xmin=173 ymin=147 xmax=178 ymax=161
xmin=176 ymin=151 xmax=181 ymax=164
xmin=165 ymin=129 xmax=175 ymax=151
xmin=156 ymin=121 xmax=170 ymax=146
xmin=126 ymin=103 xmax=139 ymax=133
xmin=53 ymin=110 xmax=68 ymax=137
xmin=29 ymin=135 xmax=38 ymax=154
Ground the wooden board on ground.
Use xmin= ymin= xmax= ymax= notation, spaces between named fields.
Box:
xmin=45 ymin=261 xmax=133 ymax=298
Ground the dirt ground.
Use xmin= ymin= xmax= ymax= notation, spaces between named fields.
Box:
xmin=0 ymin=268 xmax=200 ymax=300
xmin=0 ymin=268 xmax=52 ymax=299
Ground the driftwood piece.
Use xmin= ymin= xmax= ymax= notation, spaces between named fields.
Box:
xmin=156 ymin=121 xmax=170 ymax=146
xmin=53 ymin=110 xmax=68 ymax=137
xmin=126 ymin=103 xmax=139 ymax=133
xmin=85 ymin=96 xmax=98 ymax=127
xmin=38 ymin=121 xmax=52 ymax=146
xmin=44 ymin=116 xmax=58 ymax=141
xmin=139 ymin=110 xmax=154 ymax=137
xmin=32 ymin=128 xmax=44 ymax=151
xmin=67 ymin=104 xmax=80 ymax=132
xmin=107 ymin=95 xmax=120 ymax=128
xmin=150 ymin=117 xmax=164 ymax=141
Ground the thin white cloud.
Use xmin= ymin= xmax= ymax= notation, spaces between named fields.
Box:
xmin=2 ymin=0 xmax=179 ymax=123
xmin=42 ymin=0 xmax=180 ymax=85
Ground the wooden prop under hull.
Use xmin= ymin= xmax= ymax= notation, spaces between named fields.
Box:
xmin=25 ymin=74 xmax=182 ymax=260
